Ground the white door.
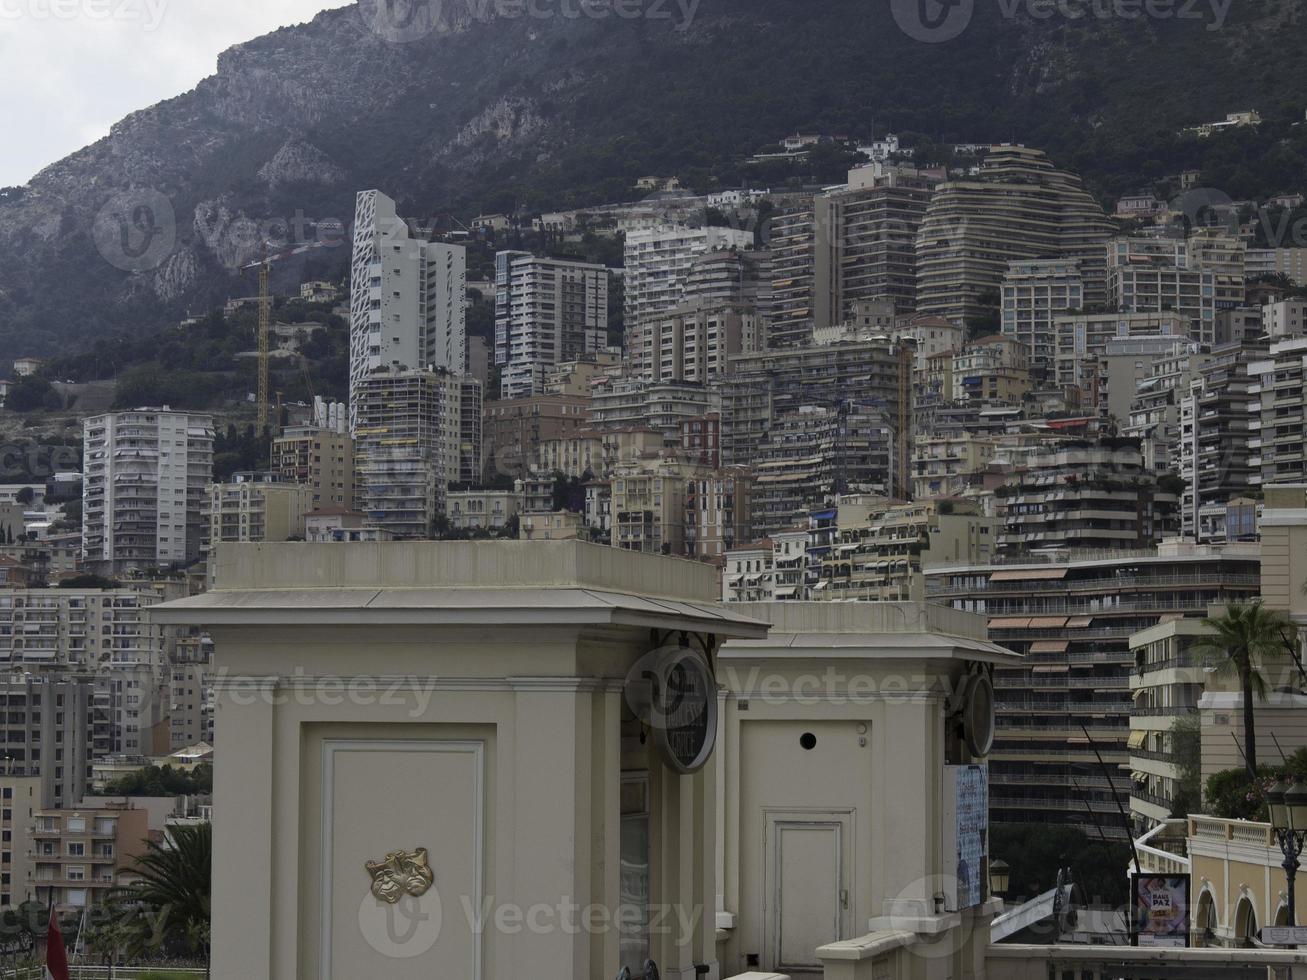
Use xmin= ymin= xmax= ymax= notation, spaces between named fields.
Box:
xmin=764 ymin=813 xmax=852 ymax=975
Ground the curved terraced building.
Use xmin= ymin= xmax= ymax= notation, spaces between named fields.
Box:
xmin=916 ymin=145 xmax=1115 ymax=330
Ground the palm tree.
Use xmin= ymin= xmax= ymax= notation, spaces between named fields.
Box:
xmin=1199 ymin=602 xmax=1299 ymax=779
xmin=110 ymin=822 xmax=211 ymax=964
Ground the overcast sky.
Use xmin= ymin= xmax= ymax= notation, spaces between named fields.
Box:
xmin=0 ymin=0 xmax=352 ymax=187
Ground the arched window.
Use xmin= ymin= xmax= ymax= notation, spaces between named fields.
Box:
xmin=1234 ymin=896 xmax=1258 ymax=948
xmin=1195 ymin=891 xmax=1217 ymax=948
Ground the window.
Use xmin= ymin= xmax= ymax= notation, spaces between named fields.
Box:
xmin=67 ymin=843 xmax=85 ymax=857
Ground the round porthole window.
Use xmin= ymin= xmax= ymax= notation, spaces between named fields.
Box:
xmin=800 ymin=732 xmax=817 ymax=751
xmin=961 ymin=673 xmax=996 ymax=758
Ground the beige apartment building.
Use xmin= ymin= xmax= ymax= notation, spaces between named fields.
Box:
xmin=1053 ymin=311 xmax=1189 ymax=391
xmin=446 ymin=489 xmax=522 ymax=532
xmin=353 ymin=367 xmax=481 ymax=537
xmin=272 ymin=425 xmax=354 ymax=510
xmin=483 ymin=393 xmax=590 ymax=480
xmin=1186 ymin=230 xmax=1247 ymax=311
xmin=913 ymin=433 xmax=998 ymax=499
xmin=0 ymin=772 xmax=40 ymax=907
xmin=518 ymin=510 xmax=584 ymax=541
xmin=1106 ymin=238 xmax=1218 ymax=344
xmin=627 ymin=301 xmax=761 ymax=384
xmin=536 ymin=427 xmax=665 ymax=480
xmin=31 ymin=803 xmax=150 ymax=913
xmin=206 ymin=481 xmax=313 ymax=550
xmin=0 ymin=587 xmax=168 ymax=672
xmin=540 ymin=351 xmax=622 ymax=396
xmin=588 ymin=378 xmax=720 ymax=440
xmin=611 ymin=460 xmax=751 ymax=558
xmin=818 ymin=498 xmax=998 ymax=601
xmin=951 ymin=335 xmax=1032 ymax=405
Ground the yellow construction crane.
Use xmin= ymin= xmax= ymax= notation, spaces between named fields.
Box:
xmin=241 ymin=238 xmax=334 ymax=434
xmin=258 ymin=261 xmax=271 ymax=431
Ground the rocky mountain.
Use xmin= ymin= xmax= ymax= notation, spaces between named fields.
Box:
xmin=4 ymin=0 xmax=1307 ymax=355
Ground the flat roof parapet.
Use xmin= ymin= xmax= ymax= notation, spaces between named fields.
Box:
xmin=209 ymin=540 xmax=721 ymax=602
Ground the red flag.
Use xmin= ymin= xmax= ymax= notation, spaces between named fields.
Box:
xmin=46 ymin=910 xmax=69 ymax=980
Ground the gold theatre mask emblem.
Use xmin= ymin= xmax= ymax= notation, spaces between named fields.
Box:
xmin=365 ymin=847 xmax=435 ymax=904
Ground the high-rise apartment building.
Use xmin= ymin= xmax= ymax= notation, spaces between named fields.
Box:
xmin=272 ymin=426 xmax=355 ymax=510
xmin=765 ymin=169 xmax=935 ymax=348
xmin=766 ymin=205 xmax=816 ymax=349
xmin=623 ymin=225 xmax=753 ymax=335
xmin=813 ymin=169 xmax=936 ymax=325
xmin=0 ymin=588 xmax=168 ymax=672
xmin=349 ymin=190 xmax=467 ymax=431
xmin=1096 ymin=335 xmax=1194 ymax=428
xmin=722 ymin=340 xmax=913 ymax=499
xmin=0 ymin=771 xmax=40 ymax=907
xmin=925 ymin=542 xmax=1260 ymax=837
xmin=627 ymin=301 xmax=762 ymax=383
xmin=494 ymin=252 xmax=609 ymax=399
xmin=916 ymin=145 xmax=1113 ymax=328
xmin=353 ymin=368 xmax=479 ymax=538
xmin=681 ymin=248 xmax=771 ymax=312
xmin=749 ymin=404 xmax=897 ymax=537
xmin=997 ymin=444 xmax=1179 ymax=555
xmin=1107 ymin=237 xmax=1218 ymax=343
xmin=1000 ymin=259 xmax=1084 ymax=376
xmin=588 ymin=379 xmax=719 ymax=440
xmin=0 ymin=675 xmax=96 ymax=808
xmin=1251 ymin=335 xmax=1307 ymax=485
xmin=1178 ymin=339 xmax=1266 ymax=542
xmin=1186 ymin=230 xmax=1247 ymax=311
xmin=1120 ymin=338 xmax=1203 ymax=473
xmin=1053 ymin=311 xmax=1188 ymax=392
xmin=82 ymin=410 xmax=214 ymax=574
xmin=167 ymin=663 xmax=211 ymax=751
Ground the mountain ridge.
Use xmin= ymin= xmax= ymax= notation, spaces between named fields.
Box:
xmin=3 ymin=0 xmax=1307 ymax=355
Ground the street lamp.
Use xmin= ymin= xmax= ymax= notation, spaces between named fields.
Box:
xmin=989 ymin=858 xmax=1011 ymax=903
xmin=1268 ymin=777 xmax=1307 ymax=925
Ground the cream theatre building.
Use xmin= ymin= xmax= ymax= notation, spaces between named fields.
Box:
xmin=155 ymin=542 xmax=1014 ymax=979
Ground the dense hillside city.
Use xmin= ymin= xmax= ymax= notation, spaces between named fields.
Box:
xmin=3 ymin=1 xmax=1307 ymax=976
